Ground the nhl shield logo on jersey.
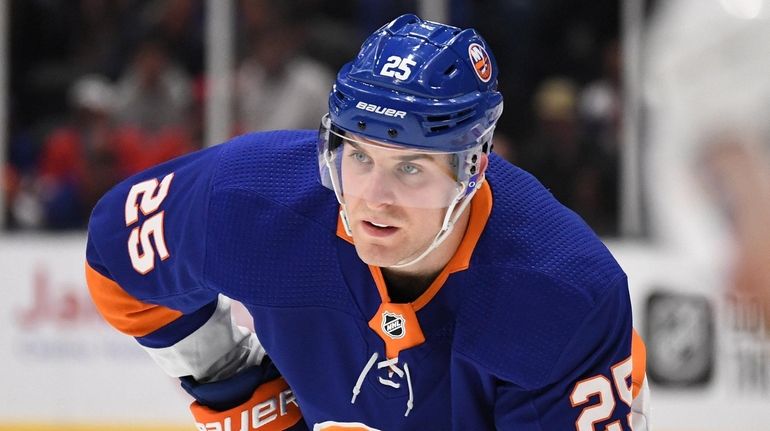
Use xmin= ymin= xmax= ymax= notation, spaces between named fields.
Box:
xmin=468 ymin=43 xmax=492 ymax=82
xmin=368 ymin=303 xmax=426 ymax=358
xmin=381 ymin=311 xmax=406 ymax=339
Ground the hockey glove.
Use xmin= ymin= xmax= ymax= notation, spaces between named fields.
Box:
xmin=181 ymin=359 xmax=304 ymax=430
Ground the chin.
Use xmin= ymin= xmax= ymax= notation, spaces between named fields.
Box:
xmin=353 ymin=243 xmax=403 ymax=267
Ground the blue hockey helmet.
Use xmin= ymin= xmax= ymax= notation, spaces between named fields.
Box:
xmin=323 ymin=13 xmax=503 ymax=153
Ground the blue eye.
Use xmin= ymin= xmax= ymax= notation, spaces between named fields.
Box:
xmin=350 ymin=151 xmax=371 ymax=164
xmin=399 ymin=163 xmax=421 ymax=175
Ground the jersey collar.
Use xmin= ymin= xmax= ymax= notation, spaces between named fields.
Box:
xmin=336 ymin=181 xmax=493 ymax=311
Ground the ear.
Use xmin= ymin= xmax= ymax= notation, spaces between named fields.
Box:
xmin=477 ymin=152 xmax=489 ymax=176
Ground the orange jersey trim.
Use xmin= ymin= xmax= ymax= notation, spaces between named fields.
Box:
xmin=314 ymin=422 xmax=380 ymax=431
xmin=336 ymin=182 xmax=493 ymax=311
xmin=631 ymin=329 xmax=647 ymax=399
xmin=85 ymin=262 xmax=182 ymax=337
xmin=410 ymin=182 xmax=493 ymax=310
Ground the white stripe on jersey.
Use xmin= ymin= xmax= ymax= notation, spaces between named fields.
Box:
xmin=142 ymin=294 xmax=265 ymax=381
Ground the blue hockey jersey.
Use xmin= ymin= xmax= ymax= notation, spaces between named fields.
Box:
xmin=85 ymin=130 xmax=648 ymax=430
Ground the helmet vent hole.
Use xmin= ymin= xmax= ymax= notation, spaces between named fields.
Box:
xmin=427 ymin=114 xmax=452 ymax=122
xmin=444 ymin=65 xmax=457 ymax=76
xmin=430 ymin=125 xmax=450 ymax=133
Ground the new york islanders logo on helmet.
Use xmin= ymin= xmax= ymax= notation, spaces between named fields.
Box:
xmin=468 ymin=43 xmax=492 ymax=82
xmin=382 ymin=311 xmax=406 ymax=339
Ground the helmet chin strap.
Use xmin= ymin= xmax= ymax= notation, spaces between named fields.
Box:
xmin=324 ymin=149 xmax=354 ymax=237
xmin=387 ymin=181 xmax=480 ymax=269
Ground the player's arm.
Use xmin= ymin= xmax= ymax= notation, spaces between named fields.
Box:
xmin=85 ymin=146 xmax=304 ymax=430
xmin=494 ymin=275 xmax=650 ymax=431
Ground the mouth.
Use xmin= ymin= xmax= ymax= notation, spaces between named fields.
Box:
xmin=360 ymin=219 xmax=399 ymax=237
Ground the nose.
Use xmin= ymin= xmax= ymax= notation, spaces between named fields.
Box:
xmin=358 ymin=169 xmax=397 ymax=207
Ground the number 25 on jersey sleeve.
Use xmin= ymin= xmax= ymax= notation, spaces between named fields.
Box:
xmin=570 ymin=356 xmax=634 ymax=431
xmin=124 ymin=173 xmax=174 ymax=275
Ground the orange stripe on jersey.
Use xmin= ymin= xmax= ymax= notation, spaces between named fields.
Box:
xmin=85 ymin=262 xmax=182 ymax=337
xmin=411 ymin=181 xmax=492 ymax=311
xmin=631 ymin=329 xmax=647 ymax=399
xmin=367 ymin=263 xmax=392 ymax=303
xmin=315 ymin=422 xmax=380 ymax=431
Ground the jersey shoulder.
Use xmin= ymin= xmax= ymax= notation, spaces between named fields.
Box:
xmin=480 ymin=154 xmax=624 ymax=296
xmin=210 ymin=129 xmax=319 ymax=197
xmin=191 ymin=130 xmax=348 ymax=308
xmin=87 ymin=142 xmax=224 ymax=307
xmin=206 ymin=129 xmax=338 ymax=231
xmin=86 ymin=129 xmax=330 ymax=307
xmin=453 ymin=155 xmax=630 ymax=388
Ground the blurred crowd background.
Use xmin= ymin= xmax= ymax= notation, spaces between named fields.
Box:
xmin=2 ymin=0 xmax=623 ymax=235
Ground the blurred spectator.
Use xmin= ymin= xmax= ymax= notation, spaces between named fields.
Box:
xmin=492 ymin=132 xmax=517 ymax=165
xmin=115 ymin=37 xmax=193 ymax=132
xmin=5 ymin=1 xmax=202 ymax=230
xmin=645 ymin=0 xmax=770 ymax=327
xmin=579 ymin=39 xmax=622 ymax=160
xmin=4 ymin=164 xmax=42 ymax=229
xmin=13 ymin=71 xmax=198 ymax=230
xmin=235 ymin=7 xmax=332 ymax=132
xmin=701 ymin=138 xmax=770 ymax=324
xmin=111 ymin=125 xmax=196 ymax=177
xmin=521 ymin=77 xmax=617 ymax=234
xmin=110 ymin=35 xmax=198 ymax=181
xmin=524 ymin=78 xmax=583 ymax=197
xmin=28 ymin=75 xmax=121 ymax=229
xmin=71 ymin=0 xmax=141 ymax=79
xmin=139 ymin=0 xmax=205 ymax=77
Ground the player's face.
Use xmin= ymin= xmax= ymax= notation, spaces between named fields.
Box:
xmin=339 ymin=137 xmax=462 ymax=267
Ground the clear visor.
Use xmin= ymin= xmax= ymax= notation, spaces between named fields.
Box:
xmin=318 ymin=115 xmax=488 ymax=209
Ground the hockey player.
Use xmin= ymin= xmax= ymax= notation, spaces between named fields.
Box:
xmin=85 ymin=14 xmax=649 ymax=430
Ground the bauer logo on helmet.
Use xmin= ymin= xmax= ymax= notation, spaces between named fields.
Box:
xmin=355 ymin=101 xmax=407 ymax=119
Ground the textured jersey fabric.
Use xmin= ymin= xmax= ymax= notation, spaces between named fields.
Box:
xmin=86 ymin=129 xmax=638 ymax=430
